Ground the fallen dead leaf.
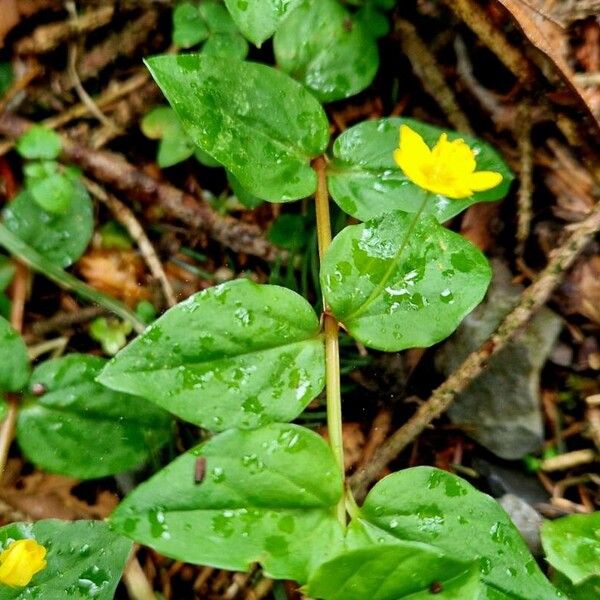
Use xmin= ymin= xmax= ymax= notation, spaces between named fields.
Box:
xmin=495 ymin=0 xmax=600 ymax=131
xmin=78 ymin=248 xmax=151 ymax=306
xmin=0 ymin=459 xmax=118 ymax=521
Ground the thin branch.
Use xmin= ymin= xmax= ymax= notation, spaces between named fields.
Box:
xmin=0 ymin=113 xmax=284 ymax=262
xmin=350 ymin=201 xmax=600 ymax=500
xmin=83 ymin=177 xmax=177 ymax=307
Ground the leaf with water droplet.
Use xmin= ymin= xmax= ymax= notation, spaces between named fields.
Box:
xmin=144 ymin=54 xmax=329 ymax=201
xmin=307 ymin=547 xmax=482 ymax=600
xmin=327 ymin=117 xmax=513 ymax=222
xmin=0 ymin=315 xmax=29 ymax=393
xmin=274 ymin=0 xmax=379 ymax=103
xmin=16 ymin=354 xmax=172 ymax=479
xmin=98 ymin=279 xmax=325 ymax=430
xmin=0 ymin=520 xmax=131 ymax=600
xmin=321 ymin=211 xmax=491 ymax=351
xmin=345 ymin=467 xmax=561 ymax=600
xmin=541 ymin=511 xmax=600 ymax=586
xmin=223 ymin=0 xmax=303 ymax=47
xmin=2 ymin=185 xmax=93 ymax=268
xmin=110 ymin=424 xmax=344 ymax=582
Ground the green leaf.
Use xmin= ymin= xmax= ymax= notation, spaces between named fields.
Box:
xmin=99 ymin=279 xmax=325 ymax=430
xmin=223 ymin=0 xmax=302 ymax=47
xmin=2 ymin=185 xmax=93 ymax=268
xmin=552 ymin=571 xmax=600 ymax=600
xmin=355 ymin=3 xmax=389 ymax=38
xmin=227 ymin=171 xmax=263 ymax=208
xmin=15 ymin=126 xmax=61 ymax=160
xmin=347 ymin=467 xmax=561 ymax=600
xmin=327 ymin=117 xmax=513 ymax=222
xmin=110 ymin=424 xmax=344 ymax=581
xmin=29 ymin=172 xmax=75 ymax=214
xmin=541 ymin=511 xmax=600 ymax=585
xmin=141 ymin=106 xmax=195 ymax=168
xmin=145 ymin=54 xmax=329 ymax=201
xmin=0 ymin=315 xmax=29 ymax=393
xmin=321 ymin=211 xmax=491 ymax=351
xmin=173 ymin=2 xmax=210 ymax=47
xmin=195 ymin=147 xmax=221 ymax=168
xmin=16 ymin=354 xmax=172 ymax=480
xmin=274 ymin=0 xmax=379 ymax=102
xmin=0 ymin=520 xmax=132 ymax=599
xmin=268 ymin=213 xmax=311 ymax=251
xmin=307 ymin=547 xmax=481 ymax=600
xmin=173 ymin=1 xmax=248 ymax=58
xmin=202 ymin=32 xmax=248 ymax=59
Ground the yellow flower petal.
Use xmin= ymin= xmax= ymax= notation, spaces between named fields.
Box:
xmin=0 ymin=540 xmax=47 ymax=587
xmin=432 ymin=136 xmax=476 ymax=175
xmin=393 ymin=125 xmax=504 ymax=199
xmin=397 ymin=125 xmax=432 ymax=164
xmin=468 ymin=171 xmax=503 ymax=192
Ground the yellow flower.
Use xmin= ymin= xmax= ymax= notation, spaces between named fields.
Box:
xmin=393 ymin=124 xmax=503 ymax=199
xmin=0 ymin=539 xmax=47 ymax=587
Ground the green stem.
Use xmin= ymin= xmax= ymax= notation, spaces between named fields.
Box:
xmin=346 ymin=193 xmax=431 ymax=321
xmin=313 ymin=157 xmax=346 ymax=527
xmin=0 ymin=223 xmax=146 ymax=334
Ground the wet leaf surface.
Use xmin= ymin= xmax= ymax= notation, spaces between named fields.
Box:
xmin=145 ymin=54 xmax=329 ymax=201
xmin=307 ymin=550 xmax=481 ymax=600
xmin=274 ymin=0 xmax=379 ymax=102
xmin=541 ymin=511 xmax=600 ymax=586
xmin=223 ymin=0 xmax=302 ymax=47
xmin=346 ymin=467 xmax=562 ymax=600
xmin=110 ymin=424 xmax=344 ymax=582
xmin=2 ymin=186 xmax=93 ymax=268
xmin=99 ymin=279 xmax=325 ymax=430
xmin=321 ymin=211 xmax=491 ymax=351
xmin=16 ymin=354 xmax=172 ymax=480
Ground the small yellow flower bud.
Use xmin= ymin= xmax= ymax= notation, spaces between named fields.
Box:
xmin=0 ymin=539 xmax=47 ymax=587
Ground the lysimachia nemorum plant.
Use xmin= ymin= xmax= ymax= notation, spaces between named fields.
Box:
xmin=92 ymin=51 xmax=566 ymax=600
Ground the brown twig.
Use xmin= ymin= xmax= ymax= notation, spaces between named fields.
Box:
xmin=541 ymin=449 xmax=598 ymax=472
xmin=516 ymin=101 xmax=533 ymax=255
xmin=396 ymin=19 xmax=473 ymax=134
xmin=83 ymin=177 xmax=177 ymax=307
xmin=441 ymin=0 xmax=533 ymax=84
xmin=15 ymin=5 xmax=115 ymax=54
xmin=0 ymin=113 xmax=284 ymax=262
xmin=350 ymin=201 xmax=600 ymax=500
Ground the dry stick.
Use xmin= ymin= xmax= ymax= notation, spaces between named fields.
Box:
xmin=516 ymin=101 xmax=533 ymax=255
xmin=15 ymin=5 xmax=115 ymax=54
xmin=0 ymin=113 xmax=284 ymax=262
xmin=123 ymin=551 xmax=156 ymax=600
xmin=29 ymin=306 xmax=108 ymax=339
xmin=440 ymin=0 xmax=533 ymax=84
xmin=0 ymin=71 xmax=150 ymax=156
xmin=350 ymin=201 xmax=600 ymax=500
xmin=396 ymin=19 xmax=473 ymax=135
xmin=83 ymin=177 xmax=177 ymax=307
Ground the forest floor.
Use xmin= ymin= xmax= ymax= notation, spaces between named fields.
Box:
xmin=0 ymin=0 xmax=598 ymax=598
